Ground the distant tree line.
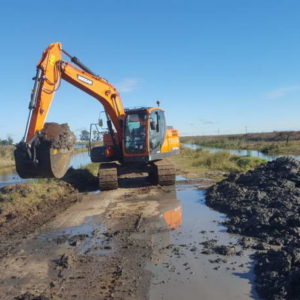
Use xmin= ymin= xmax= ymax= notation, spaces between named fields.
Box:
xmin=0 ymin=136 xmax=13 ymax=145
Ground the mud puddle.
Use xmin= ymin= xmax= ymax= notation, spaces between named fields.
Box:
xmin=148 ymin=185 xmax=260 ymax=300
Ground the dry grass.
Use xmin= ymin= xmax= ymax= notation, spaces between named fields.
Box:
xmin=0 ymin=179 xmax=75 ymax=224
xmin=0 ymin=145 xmax=15 ymax=169
xmin=181 ymin=131 xmax=300 ymax=155
xmin=0 ymin=161 xmax=101 ymax=224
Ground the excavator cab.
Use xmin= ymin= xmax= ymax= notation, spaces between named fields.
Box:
xmin=122 ymin=107 xmax=178 ymax=164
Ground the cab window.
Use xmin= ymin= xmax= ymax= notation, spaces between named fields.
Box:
xmin=124 ymin=112 xmax=147 ymax=154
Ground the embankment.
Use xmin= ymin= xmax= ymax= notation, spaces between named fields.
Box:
xmin=0 ymin=163 xmax=98 ymax=258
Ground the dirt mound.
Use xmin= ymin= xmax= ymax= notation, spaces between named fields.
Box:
xmin=255 ymin=246 xmax=300 ymax=300
xmin=207 ymin=157 xmax=300 ymax=246
xmin=39 ymin=122 xmax=76 ymax=150
xmin=206 ymin=157 xmax=300 ymax=300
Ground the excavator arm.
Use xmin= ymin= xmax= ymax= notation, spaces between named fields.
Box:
xmin=16 ymin=42 xmax=125 ymax=179
xmin=25 ymin=42 xmax=125 ymax=143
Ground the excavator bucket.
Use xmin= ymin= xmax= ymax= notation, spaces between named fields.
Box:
xmin=15 ymin=123 xmax=76 ymax=179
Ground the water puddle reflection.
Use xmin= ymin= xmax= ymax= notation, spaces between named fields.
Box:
xmin=148 ymin=185 xmax=260 ymax=300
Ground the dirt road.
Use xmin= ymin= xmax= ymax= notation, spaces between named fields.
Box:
xmin=0 ymin=178 xmax=260 ymax=300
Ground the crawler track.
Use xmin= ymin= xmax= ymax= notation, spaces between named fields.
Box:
xmin=151 ymin=159 xmax=176 ymax=186
xmin=98 ymin=163 xmax=118 ymax=190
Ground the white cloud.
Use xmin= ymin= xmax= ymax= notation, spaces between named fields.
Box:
xmin=116 ymin=78 xmax=140 ymax=93
xmin=266 ymin=85 xmax=300 ymax=99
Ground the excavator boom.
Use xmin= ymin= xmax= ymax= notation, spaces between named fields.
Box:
xmin=25 ymin=42 xmax=125 ymax=143
xmin=16 ymin=42 xmax=125 ymax=179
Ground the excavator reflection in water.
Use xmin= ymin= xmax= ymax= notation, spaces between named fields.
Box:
xmin=138 ymin=187 xmax=183 ymax=266
xmin=163 ymin=206 xmax=182 ymax=230
xmin=15 ymin=42 xmax=180 ymax=190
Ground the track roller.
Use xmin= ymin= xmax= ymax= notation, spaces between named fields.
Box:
xmin=150 ymin=159 xmax=176 ymax=186
xmin=98 ymin=163 xmax=118 ymax=190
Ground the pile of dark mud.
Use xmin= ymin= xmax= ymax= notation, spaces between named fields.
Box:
xmin=206 ymin=157 xmax=300 ymax=300
xmin=39 ymin=123 xmax=76 ymax=150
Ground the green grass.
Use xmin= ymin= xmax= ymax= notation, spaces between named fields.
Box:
xmin=170 ymin=147 xmax=266 ymax=179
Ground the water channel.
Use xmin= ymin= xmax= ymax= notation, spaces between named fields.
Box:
xmin=183 ymin=143 xmax=300 ymax=161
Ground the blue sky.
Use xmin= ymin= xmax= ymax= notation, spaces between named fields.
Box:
xmin=0 ymin=0 xmax=300 ymax=141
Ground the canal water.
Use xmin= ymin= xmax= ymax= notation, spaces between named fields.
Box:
xmin=183 ymin=143 xmax=300 ymax=161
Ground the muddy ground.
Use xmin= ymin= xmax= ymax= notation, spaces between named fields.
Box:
xmin=207 ymin=157 xmax=300 ymax=300
xmin=0 ymin=174 xmax=263 ymax=300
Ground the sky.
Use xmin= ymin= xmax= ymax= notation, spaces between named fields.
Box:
xmin=0 ymin=0 xmax=300 ymax=141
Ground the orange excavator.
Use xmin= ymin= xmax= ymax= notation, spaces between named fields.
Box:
xmin=15 ymin=42 xmax=180 ymax=190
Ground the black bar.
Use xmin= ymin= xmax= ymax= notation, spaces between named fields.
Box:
xmin=29 ymin=67 xmax=43 ymax=109
xmin=62 ymin=48 xmax=97 ymax=77
xmin=71 ymin=56 xmax=96 ymax=76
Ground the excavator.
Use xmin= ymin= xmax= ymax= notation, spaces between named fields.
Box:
xmin=15 ymin=42 xmax=180 ymax=190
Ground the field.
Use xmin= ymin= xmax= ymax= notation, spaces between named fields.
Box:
xmin=170 ymin=146 xmax=265 ymax=180
xmin=181 ymin=130 xmax=300 ymax=155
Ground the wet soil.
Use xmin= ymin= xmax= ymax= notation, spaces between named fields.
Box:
xmin=0 ymin=182 xmax=79 ymax=260
xmin=148 ymin=186 xmax=259 ymax=300
xmin=207 ymin=157 xmax=300 ymax=300
xmin=39 ymin=123 xmax=76 ymax=150
xmin=0 ymin=174 xmax=262 ymax=300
